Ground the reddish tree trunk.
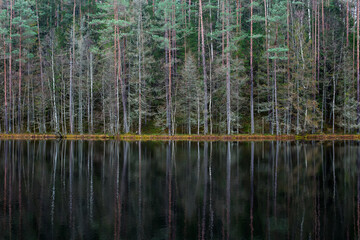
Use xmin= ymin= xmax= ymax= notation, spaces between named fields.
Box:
xmin=3 ymin=35 xmax=8 ymax=133
xmin=9 ymin=0 xmax=13 ymax=131
xmin=18 ymin=30 xmax=22 ymax=132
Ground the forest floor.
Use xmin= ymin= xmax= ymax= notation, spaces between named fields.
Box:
xmin=0 ymin=133 xmax=360 ymax=141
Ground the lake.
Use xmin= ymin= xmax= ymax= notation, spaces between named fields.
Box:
xmin=0 ymin=140 xmax=359 ymax=239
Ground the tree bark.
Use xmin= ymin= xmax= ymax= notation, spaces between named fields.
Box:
xmin=69 ymin=0 xmax=76 ymax=134
xmin=51 ymin=37 xmax=59 ymax=133
xmin=36 ymin=0 xmax=45 ymax=133
xmin=3 ymin=34 xmax=8 ymax=133
xmin=346 ymin=0 xmax=349 ymax=47
xmin=138 ymin=2 xmax=142 ymax=135
xmin=118 ymin=36 xmax=129 ymax=133
xmin=226 ymin=0 xmax=231 ymax=134
xmin=90 ymin=52 xmax=94 ymax=133
xmin=17 ymin=29 xmax=22 ymax=133
xmin=264 ymin=0 xmax=271 ymax=132
xmin=274 ymin=25 xmax=279 ymax=136
xmin=69 ymin=46 xmax=74 ymax=134
xmin=357 ymin=0 xmax=360 ymax=127
xmin=9 ymin=0 xmax=13 ymax=132
xmin=250 ymin=0 xmax=255 ymax=134
xmin=168 ymin=25 xmax=172 ymax=135
xmin=199 ymin=0 xmax=208 ymax=134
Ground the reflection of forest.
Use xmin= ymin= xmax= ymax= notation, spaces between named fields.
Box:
xmin=0 ymin=140 xmax=359 ymax=239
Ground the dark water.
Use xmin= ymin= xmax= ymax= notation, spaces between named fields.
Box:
xmin=0 ymin=140 xmax=359 ymax=239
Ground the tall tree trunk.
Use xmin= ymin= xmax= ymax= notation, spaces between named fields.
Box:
xmin=209 ymin=0 xmax=214 ymax=134
xmin=321 ymin=0 xmax=326 ymax=132
xmin=9 ymin=0 xmax=13 ymax=132
xmin=168 ymin=26 xmax=172 ymax=135
xmin=250 ymin=0 xmax=255 ymax=134
xmin=51 ymin=38 xmax=59 ymax=133
xmin=226 ymin=0 xmax=231 ymax=135
xmin=274 ymin=25 xmax=279 ymax=135
xmin=264 ymin=0 xmax=271 ymax=133
xmin=114 ymin=0 xmax=119 ymax=133
xmin=78 ymin=36 xmax=83 ymax=134
xmin=199 ymin=0 xmax=208 ymax=134
xmin=286 ymin=0 xmax=291 ymax=134
xmin=3 ymin=35 xmax=8 ymax=133
xmin=221 ymin=0 xmax=225 ymax=65
xmin=17 ymin=30 xmax=22 ymax=133
xmin=90 ymin=52 xmax=94 ymax=133
xmin=346 ymin=0 xmax=349 ymax=47
xmin=36 ymin=0 xmax=45 ymax=133
xmin=357 ymin=0 xmax=360 ymax=128
xmin=332 ymin=47 xmax=336 ymax=134
xmin=138 ymin=2 xmax=142 ymax=135
xmin=118 ymin=36 xmax=129 ymax=133
xmin=312 ymin=0 xmax=317 ymax=133
xmin=165 ymin=24 xmax=170 ymax=135
xmin=69 ymin=46 xmax=74 ymax=134
xmin=69 ymin=0 xmax=76 ymax=134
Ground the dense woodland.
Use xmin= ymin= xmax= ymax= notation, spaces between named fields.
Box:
xmin=0 ymin=0 xmax=359 ymax=135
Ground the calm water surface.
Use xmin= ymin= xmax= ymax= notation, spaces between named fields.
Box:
xmin=0 ymin=140 xmax=359 ymax=239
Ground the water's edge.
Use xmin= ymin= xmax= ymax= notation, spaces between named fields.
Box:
xmin=0 ymin=133 xmax=359 ymax=141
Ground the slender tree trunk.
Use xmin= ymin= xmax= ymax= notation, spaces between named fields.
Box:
xmin=357 ymin=0 xmax=360 ymax=127
xmin=274 ymin=25 xmax=279 ymax=135
xmin=9 ymin=0 xmax=13 ymax=132
xmin=69 ymin=0 xmax=76 ymax=134
xmin=321 ymin=0 xmax=326 ymax=132
xmin=118 ymin=37 xmax=129 ymax=133
xmin=69 ymin=46 xmax=74 ymax=134
xmin=165 ymin=23 xmax=170 ymax=135
xmin=51 ymin=38 xmax=59 ymax=133
xmin=332 ymin=52 xmax=336 ymax=134
xmin=264 ymin=0 xmax=271 ymax=133
xmin=90 ymin=52 xmax=94 ymax=133
xmin=312 ymin=0 xmax=317 ymax=133
xmin=197 ymin=16 xmax=201 ymax=66
xmin=168 ymin=26 xmax=172 ymax=135
xmin=86 ymin=54 xmax=90 ymax=130
xmin=209 ymin=0 xmax=214 ymax=134
xmin=101 ymin=67 xmax=106 ymax=133
xmin=226 ymin=0 xmax=231 ymax=134
xmin=114 ymin=1 xmax=119 ymax=133
xmin=346 ymin=0 xmax=349 ymax=47
xmin=250 ymin=0 xmax=255 ymax=134
xmin=61 ymin=59 xmax=67 ymax=133
xmin=199 ymin=0 xmax=208 ymax=134
xmin=286 ymin=0 xmax=291 ymax=134
xmin=138 ymin=2 xmax=142 ymax=135
xmin=3 ymin=35 xmax=8 ymax=133
xmin=221 ymin=0 xmax=225 ymax=65
xmin=17 ymin=30 xmax=22 ymax=133
xmin=36 ymin=0 xmax=45 ymax=133
xmin=78 ymin=37 xmax=83 ymax=134
xmin=197 ymin=96 xmax=200 ymax=135
xmin=27 ymin=60 xmax=30 ymax=132
xmin=187 ymin=71 xmax=191 ymax=135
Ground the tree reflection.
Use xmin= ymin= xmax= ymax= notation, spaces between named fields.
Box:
xmin=0 ymin=140 xmax=358 ymax=239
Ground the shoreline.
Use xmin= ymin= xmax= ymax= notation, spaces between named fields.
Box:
xmin=0 ymin=133 xmax=359 ymax=141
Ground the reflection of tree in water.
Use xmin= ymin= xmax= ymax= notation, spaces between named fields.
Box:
xmin=0 ymin=140 xmax=359 ymax=239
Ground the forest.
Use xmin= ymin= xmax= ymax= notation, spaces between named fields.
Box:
xmin=0 ymin=0 xmax=358 ymax=135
